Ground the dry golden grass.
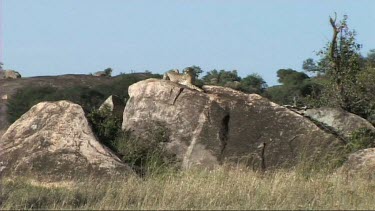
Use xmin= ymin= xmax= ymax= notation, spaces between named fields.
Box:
xmin=1 ymin=167 xmax=375 ymax=210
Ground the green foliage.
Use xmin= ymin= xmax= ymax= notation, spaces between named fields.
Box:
xmin=277 ymin=69 xmax=309 ymax=85
xmin=194 ymin=78 xmax=205 ymax=88
xmin=365 ymin=49 xmax=375 ymax=68
xmin=298 ymin=15 xmax=375 ymax=123
xmin=201 ymin=69 xmax=269 ymax=94
xmin=356 ymin=67 xmax=375 ymax=123
xmin=86 ymin=106 xmax=122 ymax=151
xmin=303 ymin=58 xmax=320 ymax=73
xmin=104 ymin=68 xmax=113 ymax=77
xmin=114 ymin=126 xmax=177 ymax=176
xmin=264 ymin=85 xmax=284 ymax=104
xmin=184 ymin=65 xmax=203 ymax=79
xmin=87 ymin=106 xmax=176 ymax=176
xmin=304 ymin=15 xmax=364 ymax=113
xmin=302 ymin=57 xmax=331 ymax=75
xmin=239 ymin=73 xmax=268 ymax=94
xmin=202 ymin=69 xmax=241 ymax=86
xmin=346 ymin=128 xmax=375 ymax=153
xmin=266 ymin=69 xmax=316 ymax=106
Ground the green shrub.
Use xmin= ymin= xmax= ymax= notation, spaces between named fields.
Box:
xmin=86 ymin=106 xmax=122 ymax=151
xmin=346 ymin=128 xmax=375 ymax=153
xmin=87 ymin=106 xmax=176 ymax=176
xmin=114 ymin=125 xmax=177 ymax=176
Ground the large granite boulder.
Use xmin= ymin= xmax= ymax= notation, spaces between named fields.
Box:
xmin=0 ymin=100 xmax=133 ymax=181
xmin=122 ymin=79 xmax=344 ymax=170
xmin=304 ymin=107 xmax=375 ymax=139
xmin=0 ymin=70 xmax=22 ymax=79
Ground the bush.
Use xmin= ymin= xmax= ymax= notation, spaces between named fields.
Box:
xmin=104 ymin=68 xmax=113 ymax=77
xmin=346 ymin=128 xmax=375 ymax=153
xmin=114 ymin=125 xmax=177 ymax=176
xmin=86 ymin=106 xmax=122 ymax=151
xmin=87 ymin=106 xmax=176 ymax=176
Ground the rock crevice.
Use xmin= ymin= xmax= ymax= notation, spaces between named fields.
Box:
xmin=219 ymin=114 xmax=230 ymax=163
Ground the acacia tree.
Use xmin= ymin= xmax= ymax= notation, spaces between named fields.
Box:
xmin=202 ymin=69 xmax=241 ymax=86
xmin=104 ymin=68 xmax=113 ymax=77
xmin=266 ymin=69 xmax=312 ymax=106
xmin=240 ymin=73 xmax=268 ymax=94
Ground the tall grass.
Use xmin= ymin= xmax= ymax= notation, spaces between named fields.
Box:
xmin=1 ymin=167 xmax=375 ymax=210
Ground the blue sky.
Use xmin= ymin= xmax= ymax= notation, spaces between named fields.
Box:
xmin=2 ymin=0 xmax=375 ymax=85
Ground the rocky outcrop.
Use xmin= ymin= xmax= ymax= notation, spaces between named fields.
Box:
xmin=304 ymin=107 xmax=375 ymax=139
xmin=93 ymin=71 xmax=110 ymax=77
xmin=0 ymin=100 xmax=133 ymax=181
xmin=99 ymin=95 xmax=126 ymax=119
xmin=341 ymin=148 xmax=375 ymax=177
xmin=0 ymin=70 xmax=22 ymax=79
xmin=122 ymin=79 xmax=344 ymax=170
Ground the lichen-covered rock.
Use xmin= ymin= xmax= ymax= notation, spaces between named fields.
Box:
xmin=122 ymin=79 xmax=343 ymax=170
xmin=304 ymin=107 xmax=375 ymax=138
xmin=0 ymin=100 xmax=133 ymax=181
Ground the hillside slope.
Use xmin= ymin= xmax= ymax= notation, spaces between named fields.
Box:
xmin=0 ymin=73 xmax=154 ymax=138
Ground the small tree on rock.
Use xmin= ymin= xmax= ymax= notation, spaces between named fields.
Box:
xmin=104 ymin=68 xmax=113 ymax=77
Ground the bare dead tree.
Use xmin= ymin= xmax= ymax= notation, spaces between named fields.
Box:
xmin=328 ymin=13 xmax=351 ymax=109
